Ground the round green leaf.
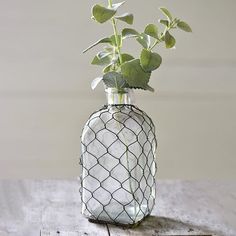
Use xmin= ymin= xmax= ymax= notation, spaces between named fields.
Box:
xmin=136 ymin=33 xmax=151 ymax=49
xmin=115 ymin=13 xmax=134 ymax=25
xmin=144 ymin=24 xmax=158 ymax=39
xmin=92 ymin=4 xmax=116 ymax=23
xmin=159 ymin=19 xmax=169 ymax=27
xmin=122 ymin=28 xmax=139 ymax=39
xmin=103 ymin=72 xmax=128 ymax=89
xmin=159 ymin=7 xmax=172 ymax=21
xmin=121 ymin=59 xmax=151 ymax=89
xmin=140 ymin=49 xmax=162 ymax=72
xmin=91 ymin=54 xmax=111 ymax=66
xmin=103 ymin=64 xmax=113 ymax=73
xmin=177 ymin=21 xmax=192 ymax=32
xmin=121 ymin=53 xmax=134 ymax=63
xmin=165 ymin=31 xmax=176 ymax=48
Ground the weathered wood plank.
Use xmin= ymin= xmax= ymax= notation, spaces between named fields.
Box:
xmin=108 ymin=181 xmax=236 ymax=236
xmin=108 ymin=216 xmax=216 ymax=235
xmin=0 ymin=180 xmax=108 ymax=236
xmin=0 ymin=180 xmax=236 ymax=236
xmin=40 ymin=231 xmax=87 ymax=236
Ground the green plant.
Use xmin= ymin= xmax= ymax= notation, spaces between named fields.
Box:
xmin=83 ymin=0 xmax=192 ymax=92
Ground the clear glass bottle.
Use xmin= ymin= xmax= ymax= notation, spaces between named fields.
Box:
xmin=80 ymin=88 xmax=157 ymax=226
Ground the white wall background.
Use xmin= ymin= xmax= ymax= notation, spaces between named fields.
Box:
xmin=0 ymin=0 xmax=235 ymax=179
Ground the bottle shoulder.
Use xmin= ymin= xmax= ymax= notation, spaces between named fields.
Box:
xmin=81 ymin=104 xmax=157 ymax=149
xmin=82 ymin=105 xmax=155 ymax=135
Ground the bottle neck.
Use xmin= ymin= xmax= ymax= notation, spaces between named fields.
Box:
xmin=105 ymin=88 xmax=135 ymax=105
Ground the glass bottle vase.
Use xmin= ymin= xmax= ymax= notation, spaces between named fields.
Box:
xmin=80 ymin=88 xmax=157 ymax=226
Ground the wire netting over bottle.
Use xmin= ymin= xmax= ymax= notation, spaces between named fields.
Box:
xmin=80 ymin=104 xmax=157 ymax=225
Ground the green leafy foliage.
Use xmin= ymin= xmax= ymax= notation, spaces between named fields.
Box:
xmin=103 ymin=72 xmax=128 ymax=89
xmin=164 ymin=31 xmax=176 ymax=48
xmin=115 ymin=13 xmax=134 ymax=25
xmin=159 ymin=19 xmax=169 ymax=27
xmin=136 ymin=33 xmax=151 ymax=49
xmin=84 ymin=1 xmax=192 ymax=92
xmin=144 ymin=24 xmax=158 ymax=39
xmin=121 ymin=53 xmax=134 ymax=62
xmin=83 ymin=37 xmax=112 ymax=53
xmin=110 ymin=34 xmax=122 ymax=47
xmin=122 ymin=28 xmax=139 ymax=39
xmin=159 ymin=7 xmax=172 ymax=21
xmin=91 ymin=77 xmax=103 ymax=90
xmin=92 ymin=4 xmax=116 ymax=23
xmin=112 ymin=1 xmax=126 ymax=11
xmin=177 ymin=21 xmax=192 ymax=32
xmin=97 ymin=51 xmax=112 ymax=59
xmin=121 ymin=59 xmax=151 ymax=90
xmin=103 ymin=64 xmax=113 ymax=73
xmin=91 ymin=54 xmax=111 ymax=66
xmin=103 ymin=64 xmax=112 ymax=73
xmin=140 ymin=49 xmax=162 ymax=72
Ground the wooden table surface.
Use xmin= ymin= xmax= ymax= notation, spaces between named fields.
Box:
xmin=0 ymin=180 xmax=235 ymax=236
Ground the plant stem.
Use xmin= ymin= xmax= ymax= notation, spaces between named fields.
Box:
xmin=150 ymin=23 xmax=175 ymax=51
xmin=108 ymin=0 xmax=112 ymax=7
xmin=112 ymin=20 xmax=123 ymax=64
xmin=150 ymin=38 xmax=161 ymax=51
xmin=108 ymin=0 xmax=123 ymax=64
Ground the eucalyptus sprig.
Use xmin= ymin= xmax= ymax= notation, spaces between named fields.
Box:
xmin=83 ymin=0 xmax=192 ymax=92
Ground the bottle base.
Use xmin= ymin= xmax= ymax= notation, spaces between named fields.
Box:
xmin=87 ymin=214 xmax=150 ymax=228
xmin=82 ymin=202 xmax=153 ymax=226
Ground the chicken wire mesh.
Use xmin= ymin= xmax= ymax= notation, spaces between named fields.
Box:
xmin=80 ymin=104 xmax=157 ymax=226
